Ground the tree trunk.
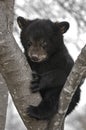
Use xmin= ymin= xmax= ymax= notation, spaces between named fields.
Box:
xmin=0 ymin=0 xmax=48 ymax=130
xmin=0 ymin=74 xmax=8 ymax=130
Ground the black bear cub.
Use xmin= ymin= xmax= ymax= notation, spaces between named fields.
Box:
xmin=17 ymin=17 xmax=80 ymax=120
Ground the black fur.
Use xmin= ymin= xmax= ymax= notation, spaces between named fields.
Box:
xmin=17 ymin=17 xmax=80 ymax=120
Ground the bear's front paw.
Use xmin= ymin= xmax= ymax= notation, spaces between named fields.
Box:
xmin=26 ymin=105 xmax=40 ymax=120
xmin=30 ymin=83 xmax=40 ymax=92
xmin=32 ymin=71 xmax=39 ymax=81
xmin=30 ymin=71 xmax=40 ymax=92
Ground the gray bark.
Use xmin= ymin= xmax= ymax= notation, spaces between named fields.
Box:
xmin=0 ymin=74 xmax=8 ymax=130
xmin=0 ymin=0 xmax=14 ymax=129
xmin=0 ymin=1 xmax=48 ymax=130
xmin=48 ymin=45 xmax=86 ymax=130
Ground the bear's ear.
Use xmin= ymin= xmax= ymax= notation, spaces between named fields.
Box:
xmin=55 ymin=21 xmax=70 ymax=34
xmin=17 ymin=16 xmax=31 ymax=29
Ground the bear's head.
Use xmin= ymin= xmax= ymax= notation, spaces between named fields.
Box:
xmin=17 ymin=16 xmax=69 ymax=63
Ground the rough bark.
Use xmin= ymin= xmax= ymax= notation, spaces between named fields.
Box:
xmin=0 ymin=1 xmax=48 ymax=130
xmin=0 ymin=74 xmax=8 ymax=130
xmin=48 ymin=45 xmax=86 ymax=130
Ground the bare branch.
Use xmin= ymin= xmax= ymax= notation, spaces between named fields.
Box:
xmin=0 ymin=1 xmax=48 ymax=130
xmin=48 ymin=45 xmax=86 ymax=130
xmin=57 ymin=0 xmax=86 ymax=32
xmin=0 ymin=74 xmax=8 ymax=130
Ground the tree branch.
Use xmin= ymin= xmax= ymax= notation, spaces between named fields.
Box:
xmin=0 ymin=74 xmax=8 ymax=130
xmin=48 ymin=45 xmax=86 ymax=130
xmin=0 ymin=1 xmax=48 ymax=130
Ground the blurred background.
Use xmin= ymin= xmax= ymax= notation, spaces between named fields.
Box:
xmin=5 ymin=0 xmax=86 ymax=130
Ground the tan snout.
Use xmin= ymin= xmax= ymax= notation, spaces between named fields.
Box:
xmin=28 ymin=46 xmax=47 ymax=62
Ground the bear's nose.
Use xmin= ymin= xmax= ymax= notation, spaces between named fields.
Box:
xmin=31 ymin=55 xmax=39 ymax=62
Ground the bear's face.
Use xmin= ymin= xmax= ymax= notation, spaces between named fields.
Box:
xmin=17 ymin=17 xmax=69 ymax=63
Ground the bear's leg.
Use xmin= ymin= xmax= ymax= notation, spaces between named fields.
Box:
xmin=66 ymin=87 xmax=80 ymax=115
xmin=27 ymin=99 xmax=58 ymax=120
xmin=27 ymin=89 xmax=59 ymax=120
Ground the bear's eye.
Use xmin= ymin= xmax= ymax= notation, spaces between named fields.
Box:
xmin=41 ymin=40 xmax=47 ymax=48
xmin=27 ymin=40 xmax=32 ymax=46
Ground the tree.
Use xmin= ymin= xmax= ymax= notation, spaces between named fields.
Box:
xmin=0 ymin=74 xmax=8 ymax=130
xmin=0 ymin=0 xmax=48 ymax=130
xmin=56 ymin=0 xmax=86 ymax=33
xmin=0 ymin=0 xmax=86 ymax=130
